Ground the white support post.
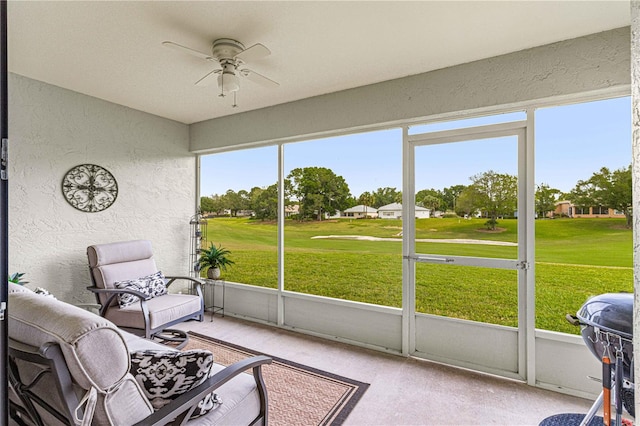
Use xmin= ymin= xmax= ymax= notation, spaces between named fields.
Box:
xmin=195 ymin=155 xmax=201 ymax=213
xmin=402 ymin=126 xmax=415 ymax=356
xmin=631 ymin=1 xmax=640 ymax=419
xmin=277 ymin=144 xmax=285 ymax=326
xmin=524 ymin=111 xmax=536 ymax=385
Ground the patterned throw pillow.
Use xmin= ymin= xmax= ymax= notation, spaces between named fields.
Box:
xmin=130 ymin=349 xmax=222 ymax=419
xmin=114 ymin=271 xmax=168 ymax=308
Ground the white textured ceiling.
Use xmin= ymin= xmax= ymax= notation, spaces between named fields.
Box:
xmin=7 ymin=1 xmax=631 ymax=124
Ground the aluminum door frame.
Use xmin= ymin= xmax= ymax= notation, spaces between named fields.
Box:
xmin=402 ymin=120 xmax=534 ymax=381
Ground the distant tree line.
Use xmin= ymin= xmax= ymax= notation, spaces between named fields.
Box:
xmin=201 ymin=164 xmax=632 ymax=228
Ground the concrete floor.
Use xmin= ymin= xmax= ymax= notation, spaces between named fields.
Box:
xmin=176 ymin=314 xmax=596 ymax=426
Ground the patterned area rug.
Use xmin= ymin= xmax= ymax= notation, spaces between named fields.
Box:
xmin=184 ymin=331 xmax=369 ymax=426
xmin=538 ymin=413 xmax=604 ymax=425
xmin=539 ymin=414 xmax=633 ymax=426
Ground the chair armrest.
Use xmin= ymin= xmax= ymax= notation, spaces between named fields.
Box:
xmin=134 ymin=355 xmax=272 ymax=426
xmin=86 ymin=286 xmax=149 ymax=299
xmin=165 ymin=276 xmax=204 ymax=285
xmin=164 ymin=276 xmax=204 ymax=297
xmin=86 ymin=286 xmax=150 ymax=316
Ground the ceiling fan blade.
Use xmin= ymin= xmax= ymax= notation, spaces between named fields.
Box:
xmin=195 ymin=69 xmax=221 ymax=87
xmin=162 ymin=41 xmax=214 ymax=61
xmin=241 ymin=68 xmax=279 ymax=88
xmin=235 ymin=43 xmax=271 ymax=62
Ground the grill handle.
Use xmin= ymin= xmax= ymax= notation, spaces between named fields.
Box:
xmin=565 ymin=314 xmax=581 ymax=327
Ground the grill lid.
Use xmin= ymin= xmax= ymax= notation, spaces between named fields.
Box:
xmin=577 ymin=292 xmax=633 ymax=340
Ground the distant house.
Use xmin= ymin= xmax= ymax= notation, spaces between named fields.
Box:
xmin=378 ymin=202 xmax=430 ymax=219
xmin=554 ymin=201 xmax=572 ymax=217
xmin=343 ymin=205 xmax=378 ymax=219
xmin=219 ymin=208 xmax=254 ymax=217
xmin=378 ymin=203 xmax=402 ymax=219
xmin=285 ymin=204 xmax=299 ymax=217
xmin=553 ymin=200 xmax=625 ymax=218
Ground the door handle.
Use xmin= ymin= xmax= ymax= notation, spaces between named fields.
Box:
xmin=406 ymin=256 xmax=454 ymax=263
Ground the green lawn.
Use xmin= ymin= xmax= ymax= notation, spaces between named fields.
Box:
xmin=205 ymin=216 xmax=633 ymax=335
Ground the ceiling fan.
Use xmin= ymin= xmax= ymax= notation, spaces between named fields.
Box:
xmin=162 ymin=38 xmax=279 ymax=107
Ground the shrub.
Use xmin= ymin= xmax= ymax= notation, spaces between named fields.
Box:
xmin=484 ymin=218 xmax=498 ymax=230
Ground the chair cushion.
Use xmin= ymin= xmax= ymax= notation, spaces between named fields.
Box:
xmin=93 ymin=259 xmax=160 ymax=290
xmin=123 ymin=332 xmax=263 ymax=426
xmin=8 ymin=282 xmax=31 ymax=293
xmin=9 ymin=290 xmax=129 ymax=390
xmin=188 ymin=363 xmax=262 ymax=426
xmin=8 ymin=290 xmax=154 ymax=424
xmin=130 ymin=349 xmax=221 ymax=419
xmin=114 ymin=271 xmax=168 ymax=308
xmin=87 ymin=239 xmax=154 ymax=267
xmin=106 ymin=293 xmax=202 ymax=330
xmin=88 ymin=240 xmax=158 ymax=309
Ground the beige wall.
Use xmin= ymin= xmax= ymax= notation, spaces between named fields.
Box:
xmin=631 ymin=0 xmax=640 ymax=418
xmin=191 ymin=27 xmax=630 ymax=152
xmin=8 ymin=74 xmax=195 ymax=303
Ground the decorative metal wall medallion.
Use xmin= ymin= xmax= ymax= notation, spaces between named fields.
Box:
xmin=62 ymin=164 xmax=118 ymax=212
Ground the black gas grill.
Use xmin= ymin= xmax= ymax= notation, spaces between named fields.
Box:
xmin=568 ymin=292 xmax=634 ymax=423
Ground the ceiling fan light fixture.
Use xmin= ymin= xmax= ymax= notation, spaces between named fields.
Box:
xmin=163 ymin=36 xmax=278 ymax=106
xmin=218 ymin=72 xmax=240 ymax=94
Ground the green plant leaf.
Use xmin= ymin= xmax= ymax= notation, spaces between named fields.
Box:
xmin=8 ymin=272 xmax=28 ymax=285
xmin=198 ymin=243 xmax=235 ymax=272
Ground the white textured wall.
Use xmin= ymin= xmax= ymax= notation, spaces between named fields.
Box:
xmin=631 ymin=0 xmax=640 ymax=419
xmin=191 ymin=27 xmax=630 ymax=152
xmin=8 ymin=74 xmax=195 ymax=303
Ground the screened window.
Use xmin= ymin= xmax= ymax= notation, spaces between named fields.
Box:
xmin=535 ymin=96 xmax=632 ymax=334
xmin=199 ymin=95 xmax=632 ymax=336
xmin=199 ymin=147 xmax=278 ymax=288
xmin=283 ymin=129 xmax=402 ymax=305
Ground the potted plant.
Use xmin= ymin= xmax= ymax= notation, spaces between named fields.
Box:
xmin=8 ymin=272 xmax=28 ymax=286
xmin=199 ymin=243 xmax=234 ymax=279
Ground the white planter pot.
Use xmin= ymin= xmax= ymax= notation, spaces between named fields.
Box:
xmin=207 ymin=267 xmax=221 ymax=280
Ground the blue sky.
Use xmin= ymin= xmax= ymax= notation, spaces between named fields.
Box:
xmin=200 ymin=96 xmax=631 ymax=197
